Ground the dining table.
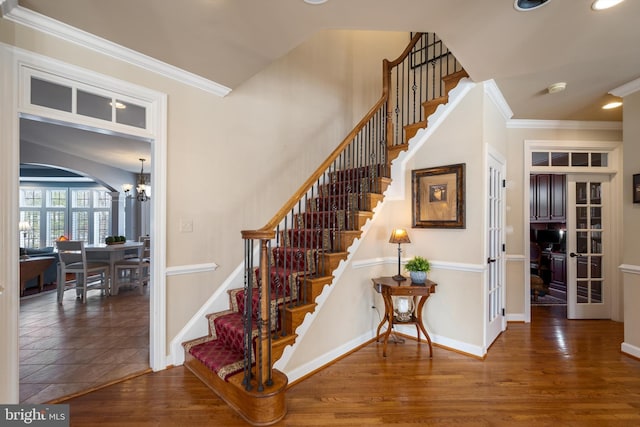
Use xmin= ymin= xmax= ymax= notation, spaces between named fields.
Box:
xmin=84 ymin=241 xmax=144 ymax=281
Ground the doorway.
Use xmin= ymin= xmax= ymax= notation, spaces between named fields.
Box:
xmin=529 ymin=173 xmax=567 ymax=307
xmin=0 ymin=45 xmax=168 ymax=403
xmin=524 ymin=141 xmax=622 ymax=323
xmin=19 ymin=121 xmax=152 ymax=403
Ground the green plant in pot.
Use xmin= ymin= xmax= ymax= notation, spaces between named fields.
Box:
xmin=405 ymin=256 xmax=430 ymax=284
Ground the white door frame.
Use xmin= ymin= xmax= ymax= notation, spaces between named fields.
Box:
xmin=0 ymin=43 xmax=168 ymax=402
xmin=523 ymin=140 xmax=623 ymax=323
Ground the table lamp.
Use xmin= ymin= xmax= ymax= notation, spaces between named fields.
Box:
xmin=19 ymin=221 xmax=31 ymax=245
xmin=389 ymin=228 xmax=410 ymax=281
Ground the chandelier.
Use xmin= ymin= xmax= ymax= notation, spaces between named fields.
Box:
xmin=136 ymin=158 xmax=150 ymax=202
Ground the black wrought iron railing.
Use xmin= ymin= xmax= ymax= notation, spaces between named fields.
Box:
xmin=240 ymin=32 xmax=464 ymax=393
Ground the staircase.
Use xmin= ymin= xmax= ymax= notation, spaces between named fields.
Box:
xmin=182 ymin=33 xmax=468 ymax=425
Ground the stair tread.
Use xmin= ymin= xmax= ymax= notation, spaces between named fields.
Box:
xmin=188 ymin=338 xmax=244 ymax=378
xmin=183 ymin=35 xmax=466 ymax=421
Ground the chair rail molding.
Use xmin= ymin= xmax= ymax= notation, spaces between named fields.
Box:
xmin=165 ymin=262 xmax=219 ymax=276
xmin=352 ymin=256 xmax=485 ymax=273
xmin=619 ymin=264 xmax=640 ymax=275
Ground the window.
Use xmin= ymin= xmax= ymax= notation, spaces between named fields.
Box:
xmin=27 ymin=71 xmax=149 ymax=132
xmin=19 ymin=186 xmax=111 ymax=248
xmin=531 ymin=151 xmax=608 ymax=168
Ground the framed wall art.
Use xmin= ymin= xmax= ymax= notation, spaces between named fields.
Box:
xmin=412 ymin=163 xmax=465 ymax=228
xmin=634 ymin=174 xmax=640 ymax=204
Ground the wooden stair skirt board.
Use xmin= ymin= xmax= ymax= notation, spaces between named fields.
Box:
xmin=180 ymin=40 xmax=466 ymax=422
xmin=402 ymin=69 xmax=470 ymax=144
xmin=185 ymin=353 xmax=287 ymax=426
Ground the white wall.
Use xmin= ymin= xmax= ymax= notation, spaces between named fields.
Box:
xmin=0 ymin=15 xmax=409 ymax=366
xmin=622 ymin=90 xmax=640 ymax=357
xmin=280 ymin=82 xmax=511 ymax=377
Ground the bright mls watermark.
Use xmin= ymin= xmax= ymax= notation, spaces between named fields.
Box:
xmin=0 ymin=405 xmax=69 ymax=427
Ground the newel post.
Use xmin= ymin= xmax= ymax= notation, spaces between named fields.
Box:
xmin=241 ymin=228 xmax=275 ymax=391
xmin=256 ymin=238 xmax=272 ymax=389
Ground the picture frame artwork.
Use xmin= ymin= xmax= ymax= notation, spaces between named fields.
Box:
xmin=634 ymin=174 xmax=640 ymax=204
xmin=412 ymin=163 xmax=465 ymax=228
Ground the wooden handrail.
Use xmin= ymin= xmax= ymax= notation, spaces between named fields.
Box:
xmin=237 ymin=32 xmax=464 ymax=401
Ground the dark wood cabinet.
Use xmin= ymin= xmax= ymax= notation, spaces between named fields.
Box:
xmin=549 ymin=175 xmax=566 ymax=221
xmin=531 ymin=174 xmax=565 ymax=222
xmin=549 ymin=253 xmax=566 ymax=297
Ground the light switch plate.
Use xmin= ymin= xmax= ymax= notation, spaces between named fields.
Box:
xmin=180 ymin=219 xmax=193 ymax=233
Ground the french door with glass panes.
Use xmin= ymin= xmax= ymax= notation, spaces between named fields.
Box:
xmin=566 ymin=175 xmax=611 ymax=319
xmin=486 ymin=153 xmax=506 ymax=345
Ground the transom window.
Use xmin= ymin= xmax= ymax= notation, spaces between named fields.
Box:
xmin=532 ymin=151 xmax=608 ymax=168
xmin=21 ymin=67 xmax=152 ymax=138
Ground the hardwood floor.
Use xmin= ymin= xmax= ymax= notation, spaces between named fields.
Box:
xmin=60 ymin=305 xmax=640 ymax=426
xmin=19 ymin=285 xmax=149 ymax=403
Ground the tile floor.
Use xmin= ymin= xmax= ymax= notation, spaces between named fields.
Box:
xmin=19 ymin=284 xmax=149 ymax=403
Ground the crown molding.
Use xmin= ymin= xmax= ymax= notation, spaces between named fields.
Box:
xmin=610 ymin=77 xmax=640 ymax=98
xmin=3 ymin=5 xmax=232 ymax=97
xmin=484 ymin=79 xmax=514 ymax=121
xmin=507 ymin=119 xmax=622 ymax=130
xmin=0 ymin=0 xmax=17 ymax=16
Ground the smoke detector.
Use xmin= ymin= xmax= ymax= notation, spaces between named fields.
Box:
xmin=547 ymin=82 xmax=567 ymax=94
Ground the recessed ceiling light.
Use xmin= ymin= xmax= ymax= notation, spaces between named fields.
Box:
xmin=304 ymin=0 xmax=328 ymax=4
xmin=592 ymin=0 xmax=624 ymax=11
xmin=514 ymin=0 xmax=551 ymax=11
xmin=547 ymin=82 xmax=567 ymax=94
xmin=602 ymin=101 xmax=623 ymax=109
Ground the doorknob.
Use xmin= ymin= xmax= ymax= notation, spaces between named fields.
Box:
xmin=569 ymin=252 xmax=583 ymax=258
xmin=487 ymin=257 xmax=496 ymax=264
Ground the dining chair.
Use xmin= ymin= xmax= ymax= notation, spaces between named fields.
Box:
xmin=112 ymin=244 xmax=149 ymax=295
xmin=139 ymin=236 xmax=151 ymax=285
xmin=55 ymin=240 xmax=110 ymax=304
xmin=139 ymin=236 xmax=151 ymax=260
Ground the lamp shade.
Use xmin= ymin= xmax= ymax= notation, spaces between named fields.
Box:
xmin=19 ymin=221 xmax=31 ymax=232
xmin=389 ymin=228 xmax=410 ymax=244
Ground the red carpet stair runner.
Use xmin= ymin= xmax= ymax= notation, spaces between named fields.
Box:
xmin=180 ymin=32 xmax=468 ymax=425
xmin=182 ymin=165 xmax=389 ymax=381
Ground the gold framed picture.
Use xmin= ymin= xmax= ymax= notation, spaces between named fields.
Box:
xmin=412 ymin=163 xmax=465 ymax=228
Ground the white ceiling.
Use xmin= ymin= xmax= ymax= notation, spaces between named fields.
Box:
xmin=8 ymin=0 xmax=640 ymax=171
xmin=20 ymin=118 xmax=151 ymax=173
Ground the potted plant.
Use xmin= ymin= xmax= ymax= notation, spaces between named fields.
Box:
xmin=405 ymin=256 xmax=430 ymax=284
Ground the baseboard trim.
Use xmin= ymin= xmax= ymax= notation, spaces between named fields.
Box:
xmin=621 ymin=342 xmax=640 ymax=360
xmin=279 ymin=331 xmax=373 ymax=385
xmin=394 ymin=326 xmax=485 ymax=358
xmin=507 ymin=313 xmax=526 ymax=322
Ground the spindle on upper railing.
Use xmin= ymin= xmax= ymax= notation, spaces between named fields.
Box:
xmin=240 ymin=32 xmax=463 ymax=394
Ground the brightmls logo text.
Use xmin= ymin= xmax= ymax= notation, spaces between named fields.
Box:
xmin=0 ymin=405 xmax=69 ymax=427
